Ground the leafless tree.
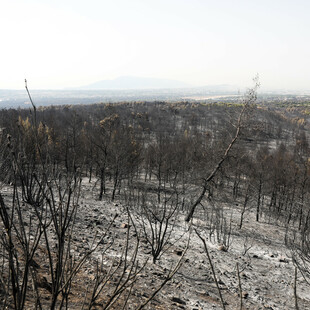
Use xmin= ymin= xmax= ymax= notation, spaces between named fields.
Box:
xmin=186 ymin=77 xmax=259 ymax=222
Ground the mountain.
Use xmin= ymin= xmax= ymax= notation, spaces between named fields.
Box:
xmin=78 ymin=76 xmax=191 ymax=90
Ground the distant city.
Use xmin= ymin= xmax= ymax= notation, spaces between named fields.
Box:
xmin=1 ymin=76 xmax=310 ymax=109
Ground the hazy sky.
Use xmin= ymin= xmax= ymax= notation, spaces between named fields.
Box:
xmin=1 ymin=0 xmax=310 ymax=90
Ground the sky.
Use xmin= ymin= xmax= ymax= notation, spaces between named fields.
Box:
xmin=1 ymin=0 xmax=310 ymax=91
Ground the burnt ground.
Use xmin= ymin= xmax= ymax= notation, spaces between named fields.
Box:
xmin=1 ymin=178 xmax=310 ymax=309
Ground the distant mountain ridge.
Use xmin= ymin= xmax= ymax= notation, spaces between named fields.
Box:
xmin=78 ymin=76 xmax=191 ymax=90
